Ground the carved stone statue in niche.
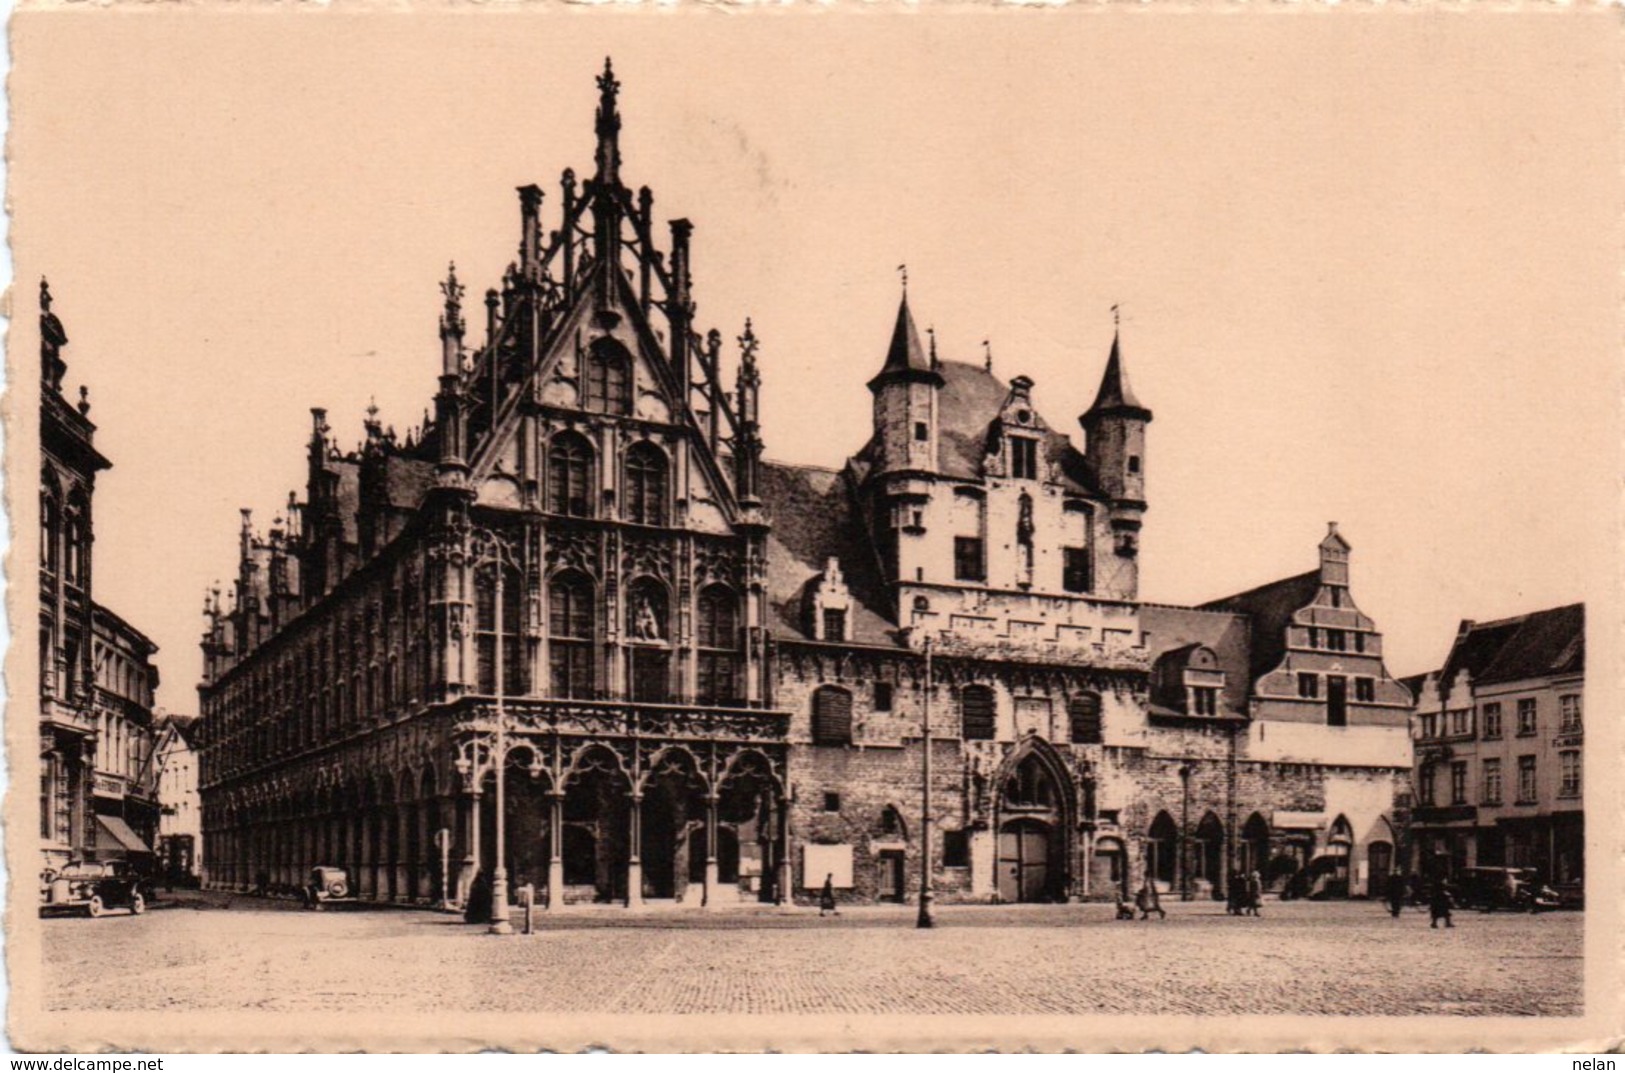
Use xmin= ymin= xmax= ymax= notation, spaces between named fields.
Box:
xmin=633 ymin=595 xmax=663 ymax=642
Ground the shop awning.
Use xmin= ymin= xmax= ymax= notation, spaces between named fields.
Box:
xmin=96 ymin=815 xmax=152 ymax=856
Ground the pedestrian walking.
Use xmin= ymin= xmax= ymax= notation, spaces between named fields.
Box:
xmin=1385 ymin=871 xmax=1407 ymax=918
xmin=819 ymin=873 xmax=838 ymax=917
xmin=1226 ymin=871 xmax=1243 ymax=916
xmin=463 ymin=870 xmax=492 ymax=925
xmin=1429 ymin=875 xmax=1455 ymax=929
xmin=1135 ymin=881 xmax=1166 ymax=920
xmin=1246 ymin=870 xmax=1264 ymax=917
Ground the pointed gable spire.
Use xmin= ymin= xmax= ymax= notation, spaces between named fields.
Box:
xmin=594 ymin=56 xmax=622 ymax=187
xmin=1084 ymin=321 xmax=1151 ymax=422
xmin=867 ymin=289 xmax=941 ymax=393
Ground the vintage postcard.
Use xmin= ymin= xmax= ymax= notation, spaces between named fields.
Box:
xmin=7 ymin=3 xmax=1621 ymax=1054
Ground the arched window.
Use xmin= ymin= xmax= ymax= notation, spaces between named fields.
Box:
xmin=584 ymin=341 xmax=631 ymax=414
xmin=960 ymin=684 xmax=996 ymax=740
xmin=624 ymin=443 xmax=669 ymax=526
xmin=63 ymin=508 xmax=83 ymax=585
xmin=548 ymin=572 xmax=595 ymax=699
xmin=695 ymin=585 xmax=738 ymax=706
xmin=547 ymin=432 xmax=595 ymax=518
xmin=475 ymin=564 xmax=525 ymax=696
xmin=40 ymin=490 xmax=59 ymax=576
xmin=1003 ymin=755 xmax=1055 ymax=807
xmin=1068 ymin=692 xmax=1103 ymax=745
xmin=811 ymin=685 xmax=853 ymax=746
xmin=626 ymin=577 xmax=669 ymax=703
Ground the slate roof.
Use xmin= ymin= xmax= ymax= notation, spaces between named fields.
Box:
xmin=874 ymin=294 xmax=932 ymax=379
xmin=1197 ymin=570 xmax=1322 ymax=683
xmin=1436 ymin=603 xmax=1584 ymax=694
xmin=1141 ymin=604 xmax=1254 ymax=715
xmin=1084 ymin=333 xmax=1149 ymax=417
xmin=758 ymin=461 xmax=900 ymax=647
xmin=931 ymin=361 xmax=1099 ymax=496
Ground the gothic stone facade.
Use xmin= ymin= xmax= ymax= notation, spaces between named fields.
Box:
xmin=197 ymin=65 xmax=1411 ymax=909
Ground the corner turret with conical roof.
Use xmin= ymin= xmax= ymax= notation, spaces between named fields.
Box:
xmin=866 ymin=288 xmax=944 ymax=476
xmin=1081 ymin=322 xmax=1152 ymax=573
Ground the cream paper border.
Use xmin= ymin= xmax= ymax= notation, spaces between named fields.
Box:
xmin=6 ymin=2 xmax=1623 ymax=1053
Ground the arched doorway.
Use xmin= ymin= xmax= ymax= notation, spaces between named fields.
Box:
xmin=640 ymin=749 xmax=706 ymax=902
xmin=1193 ymin=812 xmax=1226 ymax=900
xmin=996 ymin=748 xmax=1072 ymax=903
xmin=1091 ymin=836 xmax=1128 ymax=899
xmin=1147 ymin=811 xmax=1179 ymax=893
xmin=718 ymin=752 xmax=785 ymax=904
xmin=1240 ymin=812 xmax=1271 ymax=879
xmin=561 ymin=747 xmax=631 ymax=904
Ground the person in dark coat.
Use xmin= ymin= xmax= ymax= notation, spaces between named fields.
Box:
xmin=1135 ymin=881 xmax=1165 ymax=920
xmin=1385 ymin=872 xmax=1407 ymax=918
xmin=1408 ymin=872 xmax=1425 ymax=907
xmin=819 ymin=873 xmax=838 ymax=917
xmin=1429 ymin=875 xmax=1455 ymax=929
xmin=463 ymin=870 xmax=492 ymax=925
xmin=1226 ymin=872 xmax=1244 ymax=916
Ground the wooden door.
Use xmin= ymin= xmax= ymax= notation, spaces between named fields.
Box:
xmin=998 ymin=820 xmax=1051 ymax=903
xmin=878 ymin=851 xmax=904 ymax=903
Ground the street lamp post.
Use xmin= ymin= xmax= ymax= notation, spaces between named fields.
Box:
xmin=468 ymin=525 xmax=523 ymax=936
xmin=917 ymin=636 xmax=935 ymax=930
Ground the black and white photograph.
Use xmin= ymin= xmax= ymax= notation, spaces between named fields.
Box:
xmin=9 ymin=6 xmax=1620 ymax=1054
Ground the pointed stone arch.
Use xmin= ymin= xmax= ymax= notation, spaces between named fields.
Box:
xmin=991 ymin=736 xmax=1077 ymax=902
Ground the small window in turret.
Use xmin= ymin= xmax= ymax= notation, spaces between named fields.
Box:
xmin=1127 ymin=455 xmax=1141 ymax=474
xmin=914 ymin=421 xmax=929 ymax=442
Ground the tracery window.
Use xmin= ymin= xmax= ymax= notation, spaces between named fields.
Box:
xmin=584 ymin=341 xmax=632 ymax=414
xmin=624 ymin=443 xmax=669 ymax=526
xmin=475 ymin=565 xmax=525 ymax=696
xmin=548 ymin=572 xmax=595 ymax=700
xmin=547 ymin=432 xmax=595 ymax=518
xmin=696 ymin=585 xmax=738 ymax=706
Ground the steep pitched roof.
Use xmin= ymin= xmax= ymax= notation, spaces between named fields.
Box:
xmin=1084 ymin=332 xmax=1148 ymax=418
xmin=869 ymin=294 xmax=933 ymax=385
xmin=935 ymin=360 xmax=1098 ymax=495
xmin=758 ymin=461 xmax=900 ymax=647
xmin=1142 ymin=604 xmax=1253 ymax=715
xmin=1197 ymin=570 xmax=1322 ymax=682
xmin=1439 ymin=603 xmax=1584 ymax=692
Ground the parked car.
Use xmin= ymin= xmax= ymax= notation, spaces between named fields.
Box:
xmin=301 ymin=866 xmax=356 ymax=910
xmin=1455 ymin=866 xmax=1556 ymax=912
xmin=40 ymin=860 xmax=148 ymax=918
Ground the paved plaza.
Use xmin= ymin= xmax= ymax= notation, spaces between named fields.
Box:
xmin=40 ymin=897 xmax=1581 ymax=1017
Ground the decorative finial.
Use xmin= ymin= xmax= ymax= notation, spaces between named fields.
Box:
xmin=40 ymin=277 xmax=52 ymax=313
xmin=1112 ymin=303 xmax=1120 ymax=331
xmin=983 ymin=339 xmax=992 ymax=372
xmin=898 ymin=263 xmax=908 ymax=295
xmin=738 ymin=317 xmax=759 ymax=365
xmin=77 ymin=385 xmax=90 ymax=416
xmin=927 ymin=325 xmax=937 ymax=365
xmin=366 ymin=396 xmax=379 ymax=421
xmin=598 ymin=56 xmax=619 ymax=100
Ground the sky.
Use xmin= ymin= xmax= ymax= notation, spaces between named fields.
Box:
xmin=12 ymin=9 xmax=1620 ymax=713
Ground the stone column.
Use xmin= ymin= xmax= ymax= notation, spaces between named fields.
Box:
xmin=625 ymin=794 xmax=643 ymax=909
xmin=775 ymin=795 xmax=792 ymax=906
xmin=459 ymin=790 xmax=480 ymax=906
xmin=702 ymin=794 xmax=720 ymax=909
xmin=546 ymin=790 xmax=566 ymax=911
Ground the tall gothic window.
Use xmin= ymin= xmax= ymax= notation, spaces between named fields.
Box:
xmin=626 ymin=577 xmax=669 ymax=703
xmin=624 ymin=443 xmax=669 ymax=526
xmin=41 ymin=488 xmax=59 ymax=575
xmin=475 ymin=565 xmax=525 ymax=696
xmin=696 ymin=585 xmax=738 ymax=706
xmin=547 ymin=432 xmax=595 ymax=517
xmin=63 ymin=505 xmax=85 ymax=586
xmin=584 ymin=341 xmax=632 ymax=414
xmin=960 ymin=684 xmax=996 ymax=740
xmin=548 ymin=572 xmax=595 ymax=699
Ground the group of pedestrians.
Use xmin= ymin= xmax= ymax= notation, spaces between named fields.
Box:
xmin=1226 ymin=871 xmax=1265 ymax=916
xmin=1384 ymin=870 xmax=1457 ymax=927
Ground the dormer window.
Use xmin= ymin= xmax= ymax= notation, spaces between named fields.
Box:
xmin=822 ymin=609 xmax=847 ymax=643
xmin=1010 ymin=437 xmax=1038 ymax=480
xmin=1191 ymin=687 xmax=1219 ymax=716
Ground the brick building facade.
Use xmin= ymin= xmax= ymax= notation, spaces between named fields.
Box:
xmin=196 ymin=64 xmax=1412 ymax=909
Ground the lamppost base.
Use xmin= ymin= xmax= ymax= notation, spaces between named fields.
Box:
xmin=915 ymin=892 xmax=936 ymax=929
xmin=488 ymin=919 xmax=514 ymax=935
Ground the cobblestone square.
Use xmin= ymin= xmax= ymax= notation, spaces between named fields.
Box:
xmin=40 ymin=897 xmax=1582 ymax=1018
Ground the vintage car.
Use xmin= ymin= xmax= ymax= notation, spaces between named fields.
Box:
xmin=40 ymin=860 xmax=147 ymax=917
xmin=301 ymin=866 xmax=356 ymax=910
xmin=1455 ymin=866 xmax=1559 ymax=912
